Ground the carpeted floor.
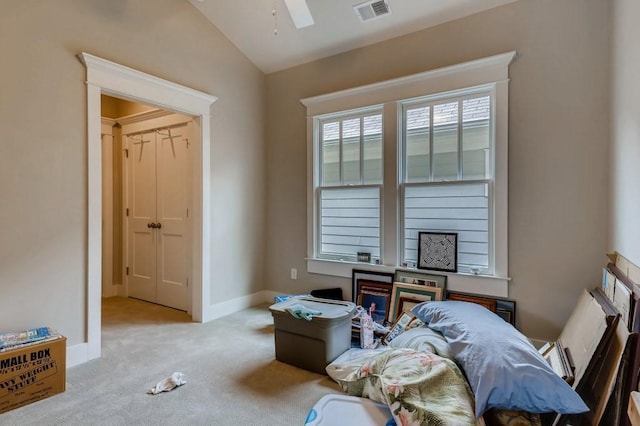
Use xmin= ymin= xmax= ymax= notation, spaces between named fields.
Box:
xmin=1 ymin=297 xmax=342 ymax=425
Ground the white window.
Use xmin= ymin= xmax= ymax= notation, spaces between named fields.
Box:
xmin=302 ymin=52 xmax=514 ymax=293
xmin=315 ymin=110 xmax=383 ymax=262
xmin=401 ymin=90 xmax=494 ymax=274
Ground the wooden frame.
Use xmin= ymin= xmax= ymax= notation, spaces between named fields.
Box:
xmin=446 ymin=291 xmax=517 ymax=326
xmin=396 ymin=297 xmax=423 ymax=318
xmin=383 ymin=311 xmax=419 ymax=345
xmin=394 ymin=269 xmax=447 ymax=290
xmin=418 ymin=231 xmax=458 ymax=272
xmin=446 ymin=292 xmax=497 ymax=312
xmin=539 ymin=341 xmax=574 ymax=384
xmin=389 ymin=282 xmax=443 ymax=323
xmin=351 ymin=269 xmax=394 ymax=303
xmin=356 ymin=280 xmax=393 ymax=325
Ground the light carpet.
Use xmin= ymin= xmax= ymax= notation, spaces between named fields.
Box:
xmin=0 ymin=297 xmax=341 ymax=425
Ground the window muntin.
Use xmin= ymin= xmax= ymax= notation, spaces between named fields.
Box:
xmin=401 ymin=92 xmax=493 ymax=273
xmin=316 ymin=110 xmax=383 ymax=261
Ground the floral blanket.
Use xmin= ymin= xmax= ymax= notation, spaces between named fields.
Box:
xmin=326 ymin=348 xmax=476 ymax=425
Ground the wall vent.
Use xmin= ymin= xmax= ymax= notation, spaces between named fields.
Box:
xmin=353 ymin=0 xmax=391 ymax=22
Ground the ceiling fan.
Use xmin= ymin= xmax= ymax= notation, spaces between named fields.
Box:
xmin=283 ymin=0 xmax=314 ymax=29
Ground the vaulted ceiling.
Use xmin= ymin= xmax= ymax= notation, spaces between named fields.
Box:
xmin=188 ymin=0 xmax=519 ymax=73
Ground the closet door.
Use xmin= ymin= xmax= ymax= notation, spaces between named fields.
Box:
xmin=127 ymin=130 xmax=158 ymax=303
xmin=155 ymin=123 xmax=190 ymax=311
xmin=126 ymin=121 xmax=191 ymax=311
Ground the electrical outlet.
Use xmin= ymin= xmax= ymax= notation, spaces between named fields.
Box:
xmin=290 ymin=268 xmax=297 ymax=280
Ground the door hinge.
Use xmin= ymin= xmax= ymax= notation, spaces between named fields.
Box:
xmin=126 ymin=208 xmax=129 ymax=217
xmin=124 ymin=148 xmax=129 ymax=158
xmin=186 ymin=208 xmax=189 ymax=218
xmin=126 ymin=266 xmax=129 ymax=275
xmin=186 ymin=278 xmax=189 ymax=288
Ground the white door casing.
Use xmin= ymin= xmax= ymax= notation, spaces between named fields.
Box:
xmin=101 ymin=119 xmax=116 ymax=298
xmin=80 ymin=52 xmax=217 ymax=363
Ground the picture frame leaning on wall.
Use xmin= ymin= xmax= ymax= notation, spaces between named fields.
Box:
xmin=351 ymin=268 xmax=395 ymax=303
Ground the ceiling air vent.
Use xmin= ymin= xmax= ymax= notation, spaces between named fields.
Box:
xmin=353 ymin=0 xmax=391 ymax=23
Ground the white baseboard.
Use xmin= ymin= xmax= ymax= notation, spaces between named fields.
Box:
xmin=205 ymin=290 xmax=279 ymax=321
xmin=67 ymin=342 xmax=88 ymax=368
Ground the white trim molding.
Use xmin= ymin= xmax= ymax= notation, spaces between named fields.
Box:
xmin=207 ymin=291 xmax=280 ymax=320
xmin=79 ymin=52 xmax=217 ymax=364
xmin=301 ymin=51 xmax=517 ymax=116
xmin=302 ymin=52 xmax=516 ymax=295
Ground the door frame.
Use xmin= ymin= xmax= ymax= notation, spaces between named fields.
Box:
xmin=79 ymin=52 xmax=217 ymax=361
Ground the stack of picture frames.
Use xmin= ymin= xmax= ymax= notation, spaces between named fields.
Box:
xmin=351 ymin=268 xmax=447 ymax=330
xmin=445 ymin=291 xmax=517 ymax=327
xmin=351 ymin=268 xmax=518 ymax=342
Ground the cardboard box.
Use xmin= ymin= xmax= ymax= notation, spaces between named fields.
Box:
xmin=0 ymin=336 xmax=66 ymax=414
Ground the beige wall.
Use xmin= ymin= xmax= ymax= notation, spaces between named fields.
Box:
xmin=265 ymin=0 xmax=611 ymax=340
xmin=0 ymin=0 xmax=266 ymax=346
xmin=611 ymin=0 xmax=640 ymax=267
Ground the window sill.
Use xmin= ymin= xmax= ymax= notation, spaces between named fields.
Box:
xmin=306 ymin=258 xmax=510 ymax=298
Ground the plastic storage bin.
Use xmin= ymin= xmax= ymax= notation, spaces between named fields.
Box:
xmin=304 ymin=394 xmax=394 ymax=426
xmin=269 ymin=297 xmax=356 ymax=374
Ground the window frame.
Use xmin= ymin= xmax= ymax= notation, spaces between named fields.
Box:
xmin=301 ymin=52 xmax=515 ymax=297
xmin=314 ymin=106 xmax=384 ymax=262
xmin=399 ymin=86 xmax=496 ymax=274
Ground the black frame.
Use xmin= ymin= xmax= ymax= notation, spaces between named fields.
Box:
xmin=417 ymin=231 xmax=458 ymax=272
xmin=351 ymin=268 xmax=395 ymax=303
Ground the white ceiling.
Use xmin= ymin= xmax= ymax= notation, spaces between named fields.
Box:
xmin=189 ymin=0 xmax=519 ymax=74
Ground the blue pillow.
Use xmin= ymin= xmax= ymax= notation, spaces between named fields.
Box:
xmin=411 ymin=301 xmax=588 ymax=417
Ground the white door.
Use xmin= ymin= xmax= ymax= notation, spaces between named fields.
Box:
xmin=155 ymin=125 xmax=190 ymax=310
xmin=126 ymin=122 xmax=191 ymax=311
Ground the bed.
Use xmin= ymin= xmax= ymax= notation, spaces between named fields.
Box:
xmin=325 ymin=301 xmax=589 ymax=425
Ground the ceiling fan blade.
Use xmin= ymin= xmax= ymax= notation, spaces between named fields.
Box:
xmin=284 ymin=0 xmax=314 ymax=29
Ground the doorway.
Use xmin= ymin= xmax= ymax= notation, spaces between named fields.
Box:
xmin=81 ymin=52 xmax=217 ymax=363
xmin=102 ymin=96 xmax=194 ymax=312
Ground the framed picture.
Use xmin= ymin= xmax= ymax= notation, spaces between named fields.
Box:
xmin=394 ymin=269 xmax=447 ymax=290
xmin=539 ymin=341 xmax=574 ymax=384
xmin=389 ymin=282 xmax=443 ymax=323
xmin=357 ymin=252 xmax=372 ymax=263
xmin=383 ymin=311 xmax=419 ymax=345
xmin=445 ymin=291 xmax=517 ymax=326
xmin=351 ymin=269 xmax=395 ymax=303
xmin=356 ymin=280 xmax=393 ymax=325
xmin=495 ymin=299 xmax=517 ymax=326
xmin=417 ymin=232 xmax=458 ymax=272
xmin=396 ymin=297 xmax=423 ymax=317
xmin=446 ymin=291 xmax=497 ymax=312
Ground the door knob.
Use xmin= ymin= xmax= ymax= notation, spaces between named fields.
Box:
xmin=156 ymin=222 xmax=162 ymax=229
xmin=147 ymin=223 xmax=153 ymax=228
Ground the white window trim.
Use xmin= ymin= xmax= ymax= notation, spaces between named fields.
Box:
xmin=302 ymin=51 xmax=515 ymax=298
